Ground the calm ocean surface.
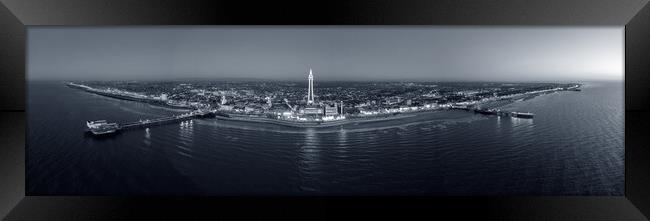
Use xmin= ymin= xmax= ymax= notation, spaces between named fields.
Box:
xmin=27 ymin=81 xmax=624 ymax=195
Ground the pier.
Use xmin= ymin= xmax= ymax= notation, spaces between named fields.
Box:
xmin=451 ymin=105 xmax=534 ymax=119
xmin=86 ymin=110 xmax=216 ymax=136
xmin=473 ymin=108 xmax=534 ymax=118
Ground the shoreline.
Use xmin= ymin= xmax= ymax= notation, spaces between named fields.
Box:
xmin=66 ymin=82 xmax=195 ymax=110
xmin=211 ymin=89 xmax=558 ymax=128
xmin=67 ymin=81 xmax=570 ymax=129
xmin=213 ymin=112 xmax=425 ymax=128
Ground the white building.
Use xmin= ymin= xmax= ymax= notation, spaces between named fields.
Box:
xmin=307 ymin=68 xmax=315 ymax=104
xmin=303 ymin=107 xmax=323 ymax=115
xmin=324 ymin=105 xmax=338 ymax=116
xmin=266 ymin=96 xmax=272 ymax=107
xmin=221 ymin=95 xmax=227 ymax=105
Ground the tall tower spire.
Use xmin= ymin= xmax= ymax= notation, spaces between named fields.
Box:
xmin=307 ymin=68 xmax=314 ymax=104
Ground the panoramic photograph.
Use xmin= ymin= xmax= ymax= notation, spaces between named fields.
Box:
xmin=27 ymin=27 xmax=623 ymax=195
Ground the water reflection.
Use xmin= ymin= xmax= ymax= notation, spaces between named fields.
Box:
xmin=179 ymin=120 xmax=194 ymax=143
xmin=177 ymin=120 xmax=195 ymax=157
xmin=338 ymin=128 xmax=347 ymax=147
xmin=510 ymin=117 xmax=535 ymax=140
xmin=300 ymin=128 xmax=320 ymax=164
xmin=144 ymin=127 xmax=151 ymax=146
xmin=335 ymin=128 xmax=350 ymax=159
xmin=496 ymin=116 xmax=502 ymax=132
xmin=510 ymin=117 xmax=534 ymax=128
xmin=298 ymin=128 xmax=321 ymax=191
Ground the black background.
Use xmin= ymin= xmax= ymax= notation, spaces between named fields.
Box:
xmin=0 ymin=0 xmax=649 ymax=220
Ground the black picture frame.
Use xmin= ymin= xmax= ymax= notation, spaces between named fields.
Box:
xmin=1 ymin=0 xmax=649 ymax=220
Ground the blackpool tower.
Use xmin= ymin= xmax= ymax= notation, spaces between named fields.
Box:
xmin=307 ymin=68 xmax=314 ymax=104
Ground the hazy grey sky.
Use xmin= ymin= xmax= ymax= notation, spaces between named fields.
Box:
xmin=28 ymin=26 xmax=623 ymax=81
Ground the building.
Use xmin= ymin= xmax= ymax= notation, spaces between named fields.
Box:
xmin=307 ymin=68 xmax=315 ymax=104
xmin=244 ymin=106 xmax=256 ymax=113
xmin=386 ymin=97 xmax=401 ymax=105
xmin=324 ymin=105 xmax=338 ymax=116
xmin=219 ymin=105 xmax=233 ymax=111
xmin=301 ymin=68 xmax=323 ymax=116
xmin=303 ymin=107 xmax=323 ymax=115
xmin=221 ymin=95 xmax=227 ymax=105
xmin=266 ymin=96 xmax=272 ymax=107
xmin=154 ymin=93 xmax=168 ymax=101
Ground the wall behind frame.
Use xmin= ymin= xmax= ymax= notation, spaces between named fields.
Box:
xmin=0 ymin=3 xmax=25 ymax=111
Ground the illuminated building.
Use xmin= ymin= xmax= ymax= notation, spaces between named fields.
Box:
xmin=307 ymin=68 xmax=314 ymax=104
xmin=324 ymin=105 xmax=338 ymax=116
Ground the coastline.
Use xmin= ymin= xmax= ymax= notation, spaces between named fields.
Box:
xmin=213 ymin=112 xmax=424 ymax=128
xmin=210 ymin=87 xmax=562 ymax=128
xmin=66 ymin=82 xmax=195 ymax=110
xmin=67 ymin=81 xmax=571 ymax=129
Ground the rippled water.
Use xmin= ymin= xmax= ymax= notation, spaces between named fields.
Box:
xmin=27 ymin=81 xmax=624 ymax=195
